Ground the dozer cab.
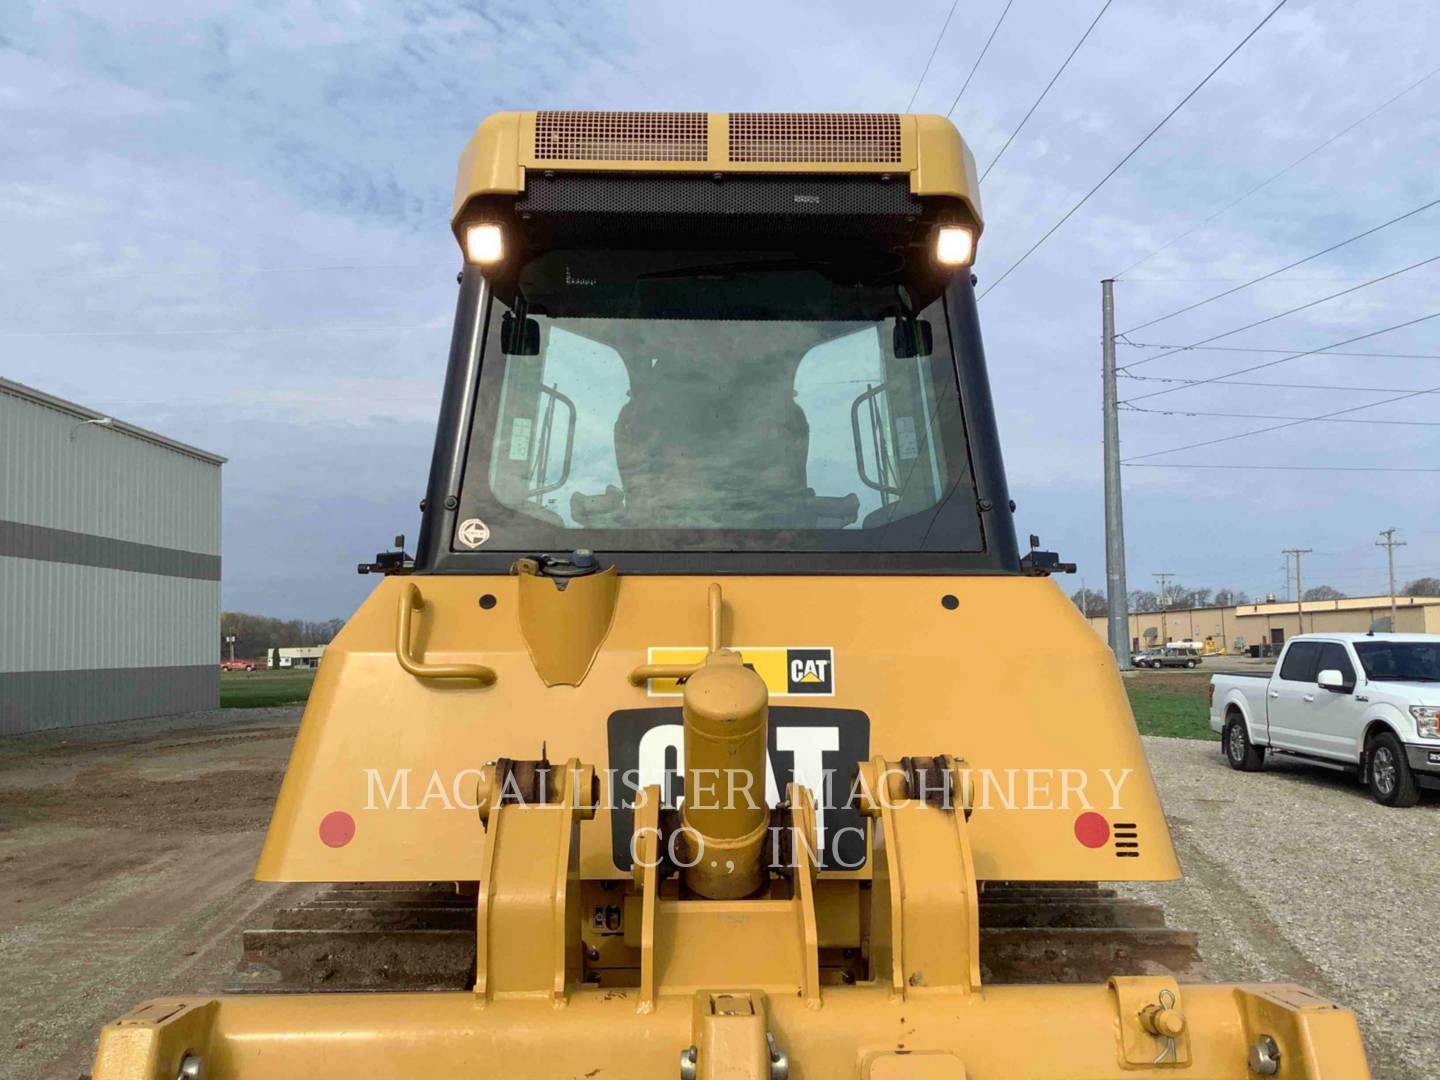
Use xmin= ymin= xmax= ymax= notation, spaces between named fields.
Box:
xmin=93 ymin=112 xmax=1369 ymax=1079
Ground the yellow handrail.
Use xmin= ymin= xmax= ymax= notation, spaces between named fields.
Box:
xmin=397 ymin=582 xmax=497 ymax=684
xmin=627 ymin=583 xmax=723 ymax=686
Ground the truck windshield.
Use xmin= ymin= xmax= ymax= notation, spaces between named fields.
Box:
xmin=1352 ymin=641 xmax=1440 ymax=681
xmin=453 ymin=249 xmax=983 ymax=554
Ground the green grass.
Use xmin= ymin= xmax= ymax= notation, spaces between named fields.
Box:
xmin=221 ymin=669 xmax=316 ymax=709
xmin=1124 ymin=671 xmax=1217 ymax=741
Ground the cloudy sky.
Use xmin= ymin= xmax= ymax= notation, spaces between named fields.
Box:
xmin=3 ymin=0 xmax=1438 ymax=618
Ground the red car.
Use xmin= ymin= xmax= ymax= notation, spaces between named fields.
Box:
xmin=220 ymin=659 xmax=262 ymax=672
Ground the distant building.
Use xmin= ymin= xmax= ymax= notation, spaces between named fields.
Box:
xmin=1087 ymin=594 xmax=1440 ymax=656
xmin=272 ymin=646 xmax=327 ymax=669
xmin=1 ymin=378 xmax=225 ymax=734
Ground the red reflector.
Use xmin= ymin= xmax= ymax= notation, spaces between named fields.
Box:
xmin=319 ymin=810 xmax=356 ymax=848
xmin=1208 ymin=683 xmax=1215 ymax=706
xmin=1074 ymin=811 xmax=1110 ymax=849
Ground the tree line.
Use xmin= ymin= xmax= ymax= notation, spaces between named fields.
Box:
xmin=1071 ymin=576 xmax=1440 ymax=619
xmin=219 ymin=612 xmax=345 ymax=660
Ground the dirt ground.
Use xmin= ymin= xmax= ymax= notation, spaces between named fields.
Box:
xmin=0 ymin=708 xmax=314 ymax=1080
xmin=2 ymin=707 xmax=1432 ymax=1078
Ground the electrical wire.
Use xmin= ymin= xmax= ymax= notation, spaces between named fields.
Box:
xmin=1125 ymin=462 xmax=1440 ymax=473
xmin=977 ymin=0 xmax=1291 ymax=300
xmin=1123 ymin=380 xmax=1440 ymax=461
xmin=1121 ymin=200 xmax=1440 ymax=334
xmin=1115 ymin=62 xmax=1440 ymax=278
xmin=981 ymin=0 xmax=1113 ymax=180
xmin=904 ymin=0 xmax=961 ymax=112
xmin=944 ymin=0 xmax=1019 ymax=117
xmin=1119 ymin=403 xmax=1440 ymax=426
xmin=1119 ymin=373 xmax=1427 ymax=393
xmin=1120 ymin=308 xmax=1440 ymax=402
xmin=1119 ymin=342 xmax=1440 ymax=360
xmin=1117 ymin=251 xmax=1440 ymax=370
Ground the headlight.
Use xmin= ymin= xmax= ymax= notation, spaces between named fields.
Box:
xmin=1410 ymin=705 xmax=1440 ymax=739
xmin=464 ymin=222 xmax=504 ymax=264
xmin=935 ymin=225 xmax=975 ymax=267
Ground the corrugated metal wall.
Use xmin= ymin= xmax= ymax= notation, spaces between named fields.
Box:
xmin=0 ymin=381 xmax=223 ymax=735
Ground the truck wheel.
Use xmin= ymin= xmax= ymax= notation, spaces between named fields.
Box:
xmin=1186 ymin=659 xmax=1198 ymax=668
xmin=1223 ymin=715 xmax=1264 ymax=772
xmin=1366 ymin=731 xmax=1420 ymax=807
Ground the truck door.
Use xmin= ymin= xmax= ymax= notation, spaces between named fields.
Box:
xmin=1304 ymin=641 xmax=1360 ymax=761
xmin=1267 ymin=641 xmax=1321 ymax=752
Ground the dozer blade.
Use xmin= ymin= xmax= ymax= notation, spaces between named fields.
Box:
xmin=93 ymin=983 xmax=1370 ymax=1080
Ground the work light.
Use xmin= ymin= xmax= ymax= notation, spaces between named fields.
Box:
xmin=935 ymin=225 xmax=975 ymax=267
xmin=465 ymin=223 xmax=504 ymax=264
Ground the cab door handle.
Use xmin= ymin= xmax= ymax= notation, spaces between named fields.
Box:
xmin=1268 ymin=690 xmax=1280 ymax=699
xmin=1302 ymin=694 xmax=1315 ymax=703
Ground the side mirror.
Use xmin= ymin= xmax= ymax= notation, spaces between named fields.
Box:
xmin=893 ymin=318 xmax=933 ymax=359
xmin=501 ymin=311 xmax=541 ymax=356
xmin=1317 ymin=669 xmax=1351 ymax=693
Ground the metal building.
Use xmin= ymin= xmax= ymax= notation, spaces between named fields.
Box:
xmin=0 ymin=378 xmax=224 ymax=735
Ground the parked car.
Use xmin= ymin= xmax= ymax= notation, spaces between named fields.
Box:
xmin=1210 ymin=633 xmax=1440 ymax=806
xmin=1134 ymin=647 xmax=1202 ymax=669
xmin=220 ymin=659 xmax=262 ymax=672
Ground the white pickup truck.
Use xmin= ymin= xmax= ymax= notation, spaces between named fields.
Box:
xmin=1210 ymin=633 xmax=1440 ymax=806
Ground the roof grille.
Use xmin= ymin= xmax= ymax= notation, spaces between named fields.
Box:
xmin=534 ymin=111 xmax=708 ymax=162
xmin=729 ymin=113 xmax=902 ymax=164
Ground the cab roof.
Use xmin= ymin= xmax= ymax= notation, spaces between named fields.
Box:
xmin=452 ymin=111 xmax=982 ymax=234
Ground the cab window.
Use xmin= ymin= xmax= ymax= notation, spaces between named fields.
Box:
xmin=1278 ymin=642 xmax=1320 ymax=683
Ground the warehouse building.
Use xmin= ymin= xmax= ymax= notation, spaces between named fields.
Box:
xmin=1087 ymin=594 xmax=1440 ymax=656
xmin=0 ymin=378 xmax=224 ymax=735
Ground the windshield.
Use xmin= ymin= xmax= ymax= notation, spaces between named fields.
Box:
xmin=453 ymin=249 xmax=983 ymax=554
xmin=1353 ymin=641 xmax=1440 ymax=681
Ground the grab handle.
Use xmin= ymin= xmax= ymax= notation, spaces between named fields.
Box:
xmin=397 ymin=583 xmax=497 ymax=684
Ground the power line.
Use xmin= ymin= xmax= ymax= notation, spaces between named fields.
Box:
xmin=1125 ymin=462 xmax=1440 ymax=473
xmin=1120 ymin=308 xmax=1440 ymax=402
xmin=904 ymin=0 xmax=960 ymax=112
xmin=977 ymin=0 xmax=1290 ymax=300
xmin=981 ymin=0 xmax=1113 ymax=180
xmin=1121 ymin=200 xmax=1440 ymax=334
xmin=1120 ymin=342 xmax=1440 ymax=361
xmin=1123 ymin=379 xmax=1440 ymax=461
xmin=1118 ymin=251 xmax=1440 ymax=370
xmin=1114 ymin=62 xmax=1440 ymax=278
xmin=1119 ymin=373 xmax=1428 ymax=393
xmin=944 ymin=0 xmax=1018 ymax=117
xmin=1120 ymin=403 xmax=1440 ymax=427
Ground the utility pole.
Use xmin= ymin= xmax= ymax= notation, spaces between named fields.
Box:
xmin=1377 ymin=527 xmax=1406 ymax=629
xmin=1153 ymin=572 xmax=1174 ymax=644
xmin=1282 ymin=548 xmax=1312 ymax=635
xmin=1101 ymin=279 xmax=1131 ymax=669
xmin=224 ymin=634 xmax=236 ymax=663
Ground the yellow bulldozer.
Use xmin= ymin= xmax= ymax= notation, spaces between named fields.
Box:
xmin=91 ymin=111 xmax=1369 ymax=1079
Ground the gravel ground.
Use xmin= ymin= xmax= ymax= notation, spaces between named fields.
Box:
xmin=0 ymin=707 xmax=313 ymax=1080
xmin=1123 ymin=735 xmax=1440 ymax=1080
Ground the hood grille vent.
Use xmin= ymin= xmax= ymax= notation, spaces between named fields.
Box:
xmin=534 ymin=111 xmax=708 ymax=162
xmin=729 ymin=113 xmax=902 ymax=164
xmin=1113 ymin=822 xmax=1140 ymax=858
